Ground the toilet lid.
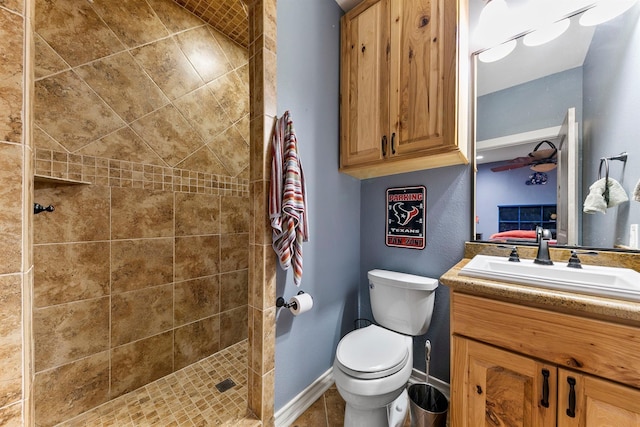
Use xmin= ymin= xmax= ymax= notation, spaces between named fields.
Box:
xmin=336 ymin=325 xmax=409 ymax=380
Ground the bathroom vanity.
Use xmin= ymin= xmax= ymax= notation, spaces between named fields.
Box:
xmin=441 ymin=243 xmax=640 ymax=426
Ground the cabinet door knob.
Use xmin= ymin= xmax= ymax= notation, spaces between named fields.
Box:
xmin=382 ymin=135 xmax=387 ymax=157
xmin=540 ymin=369 xmax=550 ymax=408
xmin=476 ymin=385 xmax=482 ymax=395
xmin=391 ymin=132 xmax=396 ymax=154
xmin=566 ymin=377 xmax=576 ymax=418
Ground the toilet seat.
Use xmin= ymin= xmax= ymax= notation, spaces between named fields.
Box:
xmin=336 ymin=325 xmax=410 ymax=380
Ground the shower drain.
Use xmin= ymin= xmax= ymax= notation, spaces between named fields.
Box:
xmin=215 ymin=378 xmax=236 ymax=393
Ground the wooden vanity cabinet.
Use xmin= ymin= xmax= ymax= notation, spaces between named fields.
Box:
xmin=451 ymin=292 xmax=640 ymax=427
xmin=339 ymin=0 xmax=468 ymax=179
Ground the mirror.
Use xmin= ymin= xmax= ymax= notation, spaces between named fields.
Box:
xmin=472 ymin=1 xmax=640 ymax=251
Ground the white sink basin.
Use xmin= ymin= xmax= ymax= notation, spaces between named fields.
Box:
xmin=460 ymin=254 xmax=640 ymax=302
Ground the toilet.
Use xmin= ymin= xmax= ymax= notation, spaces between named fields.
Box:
xmin=333 ymin=269 xmax=438 ymax=427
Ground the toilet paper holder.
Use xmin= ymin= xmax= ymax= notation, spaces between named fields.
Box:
xmin=276 ymin=291 xmax=306 ymax=310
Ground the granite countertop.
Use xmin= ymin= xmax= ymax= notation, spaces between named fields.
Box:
xmin=441 ymin=258 xmax=640 ymax=327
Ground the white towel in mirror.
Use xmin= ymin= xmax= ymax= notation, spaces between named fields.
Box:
xmin=634 ymin=179 xmax=640 ymax=202
xmin=583 ymin=177 xmax=628 ymax=214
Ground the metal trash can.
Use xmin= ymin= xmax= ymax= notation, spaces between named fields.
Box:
xmin=407 ymin=382 xmax=448 ymax=427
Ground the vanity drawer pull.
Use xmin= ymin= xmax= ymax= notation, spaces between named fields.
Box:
xmin=540 ymin=369 xmax=550 ymax=408
xmin=566 ymin=376 xmax=577 ymax=418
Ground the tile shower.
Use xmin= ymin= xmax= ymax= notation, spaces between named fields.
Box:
xmin=30 ymin=0 xmax=252 ymax=424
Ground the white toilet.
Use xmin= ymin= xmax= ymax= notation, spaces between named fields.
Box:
xmin=333 ymin=269 xmax=438 ymax=427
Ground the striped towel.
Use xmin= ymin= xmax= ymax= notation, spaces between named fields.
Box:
xmin=269 ymin=111 xmax=308 ymax=287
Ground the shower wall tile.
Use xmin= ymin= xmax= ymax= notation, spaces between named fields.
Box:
xmin=76 ymin=52 xmax=169 ymax=123
xmin=111 ymin=187 xmax=174 ymax=239
xmin=0 ymin=274 xmax=22 ymax=408
xmin=175 ymin=235 xmax=220 ymax=281
xmin=111 ymin=284 xmax=173 ymax=346
xmin=174 ymin=85 xmax=234 ymax=143
xmin=220 ymin=306 xmax=248 ymax=349
xmin=174 ymin=276 xmax=220 ymax=326
xmin=77 ymin=127 xmax=165 ymax=166
xmin=220 ymin=270 xmax=248 ymax=312
xmin=34 ymin=351 xmax=110 ymax=426
xmin=175 ymin=26 xmax=232 ymax=83
xmin=221 ymin=195 xmax=251 ymax=234
xmin=0 ymin=403 xmax=21 ymax=426
xmin=209 ymin=72 xmax=250 ymax=123
xmin=34 ymin=0 xmax=124 ymax=67
xmin=111 ymin=238 xmax=174 ymax=294
xmin=33 ymin=184 xmax=110 ymax=244
xmin=213 ymin=27 xmax=249 ymax=70
xmin=110 ymin=331 xmax=173 ymax=398
xmin=33 ymin=33 xmax=67 ymax=79
xmin=174 ymin=316 xmax=220 ymax=370
xmin=261 ymin=307 xmax=276 ymax=374
xmin=90 ymin=0 xmax=169 ymax=48
xmin=175 ymin=145 xmax=230 ymax=176
xmin=131 ymin=37 xmax=203 ymax=101
xmin=34 ymin=297 xmax=109 ymax=371
xmin=34 ymin=71 xmax=126 ymax=152
xmin=0 ymin=11 xmax=23 ymax=144
xmin=34 ymin=241 xmax=110 ymax=307
xmin=209 ymin=126 xmax=250 ymax=178
xmin=0 ymin=144 xmax=24 ymax=274
xmin=174 ymin=192 xmax=220 ymax=236
xmin=221 ymin=233 xmax=249 ymax=273
xmin=145 ymin=0 xmax=204 ymax=33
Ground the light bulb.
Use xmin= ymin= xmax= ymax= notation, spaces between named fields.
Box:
xmin=580 ymin=0 xmax=639 ymax=26
xmin=523 ymin=18 xmax=571 ymax=46
xmin=478 ymin=39 xmax=517 ymax=63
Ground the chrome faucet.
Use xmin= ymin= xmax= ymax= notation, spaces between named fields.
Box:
xmin=534 ymin=226 xmax=553 ymax=265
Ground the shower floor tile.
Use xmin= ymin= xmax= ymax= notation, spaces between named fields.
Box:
xmin=58 ymin=340 xmax=260 ymax=427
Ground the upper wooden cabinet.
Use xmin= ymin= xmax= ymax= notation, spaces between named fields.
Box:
xmin=339 ymin=0 xmax=469 ymax=179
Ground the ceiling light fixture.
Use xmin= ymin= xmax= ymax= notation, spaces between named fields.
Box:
xmin=478 ymin=39 xmax=517 ymax=63
xmin=579 ymin=0 xmax=639 ymax=26
xmin=476 ymin=0 xmax=514 ymax=46
xmin=523 ymin=18 xmax=571 ymax=46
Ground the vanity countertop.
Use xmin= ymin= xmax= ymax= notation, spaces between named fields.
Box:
xmin=441 ymin=257 xmax=640 ymax=327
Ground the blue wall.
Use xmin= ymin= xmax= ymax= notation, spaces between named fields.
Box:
xmin=582 ymin=3 xmax=640 ymax=248
xmin=476 ymin=162 xmax=557 ymax=239
xmin=359 ymin=166 xmax=471 ymax=381
xmin=476 ymin=67 xmax=583 ymax=141
xmin=275 ymin=0 xmax=361 ymax=411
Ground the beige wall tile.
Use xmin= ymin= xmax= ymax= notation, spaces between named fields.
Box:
xmin=76 ymin=52 xmax=169 ymax=123
xmin=175 ymin=235 xmax=220 ymax=281
xmin=33 ymin=33 xmax=67 ymax=79
xmin=175 ymin=192 xmax=220 ymax=236
xmin=145 ymin=0 xmax=204 ymax=33
xmin=0 ymin=144 xmax=23 ymax=274
xmin=220 ymin=306 xmax=248 ymax=349
xmin=34 ymin=71 xmax=125 ymax=152
xmin=209 ymin=72 xmax=250 ymax=123
xmin=90 ymin=0 xmax=168 ymax=48
xmin=34 ymin=241 xmax=109 ymax=307
xmin=208 ymin=126 xmax=250 ymax=178
xmin=34 ymin=296 xmax=109 ymax=371
xmin=33 ymin=184 xmax=110 ymax=244
xmin=211 ymin=27 xmax=248 ymax=69
xmin=261 ymin=307 xmax=275 ymax=374
xmin=77 ymin=127 xmax=165 ymax=166
xmin=34 ymin=351 xmax=110 ymax=426
xmin=130 ymin=37 xmax=204 ymax=101
xmin=174 ymin=316 xmax=220 ymax=370
xmin=221 ymin=195 xmax=251 ymax=234
xmin=111 ymin=187 xmax=174 ymax=239
xmin=175 ymin=145 xmax=230 ymax=176
xmin=220 ymin=233 xmax=249 ymax=273
xmin=34 ymin=0 xmax=124 ymax=67
xmin=0 ymin=402 xmax=21 ymax=426
xmin=0 ymin=274 xmax=22 ymax=408
xmin=111 ymin=284 xmax=173 ymax=346
xmin=175 ymin=26 xmax=232 ymax=83
xmin=220 ymin=270 xmax=248 ymax=312
xmin=174 ymin=276 xmax=220 ymax=326
xmin=0 ymin=11 xmax=24 ymax=143
xmin=110 ymin=331 xmax=173 ymax=398
xmin=111 ymin=238 xmax=173 ymax=294
xmin=174 ymin=86 xmax=234 ymax=143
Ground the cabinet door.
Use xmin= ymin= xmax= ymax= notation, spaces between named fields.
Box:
xmin=340 ymin=0 xmax=390 ymax=168
xmin=453 ymin=337 xmax=556 ymax=427
xmin=558 ymin=370 xmax=640 ymax=427
xmin=389 ymin=0 xmax=456 ymax=156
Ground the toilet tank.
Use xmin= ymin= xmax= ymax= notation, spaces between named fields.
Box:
xmin=367 ymin=269 xmax=438 ymax=336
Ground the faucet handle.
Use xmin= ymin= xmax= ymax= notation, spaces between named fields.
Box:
xmin=567 ymin=250 xmax=598 ymax=269
xmin=498 ymin=245 xmax=520 ymax=262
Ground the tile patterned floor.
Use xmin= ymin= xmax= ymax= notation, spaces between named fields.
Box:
xmin=57 ymin=341 xmax=260 ymax=427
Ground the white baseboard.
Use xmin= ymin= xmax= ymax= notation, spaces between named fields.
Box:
xmin=274 ymin=367 xmax=334 ymax=427
xmin=409 ymin=369 xmax=450 ymax=400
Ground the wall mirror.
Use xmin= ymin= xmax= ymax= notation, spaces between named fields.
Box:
xmin=472 ymin=0 xmax=640 ymax=251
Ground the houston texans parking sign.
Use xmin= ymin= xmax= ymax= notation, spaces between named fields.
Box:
xmin=386 ymin=186 xmax=426 ymax=249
